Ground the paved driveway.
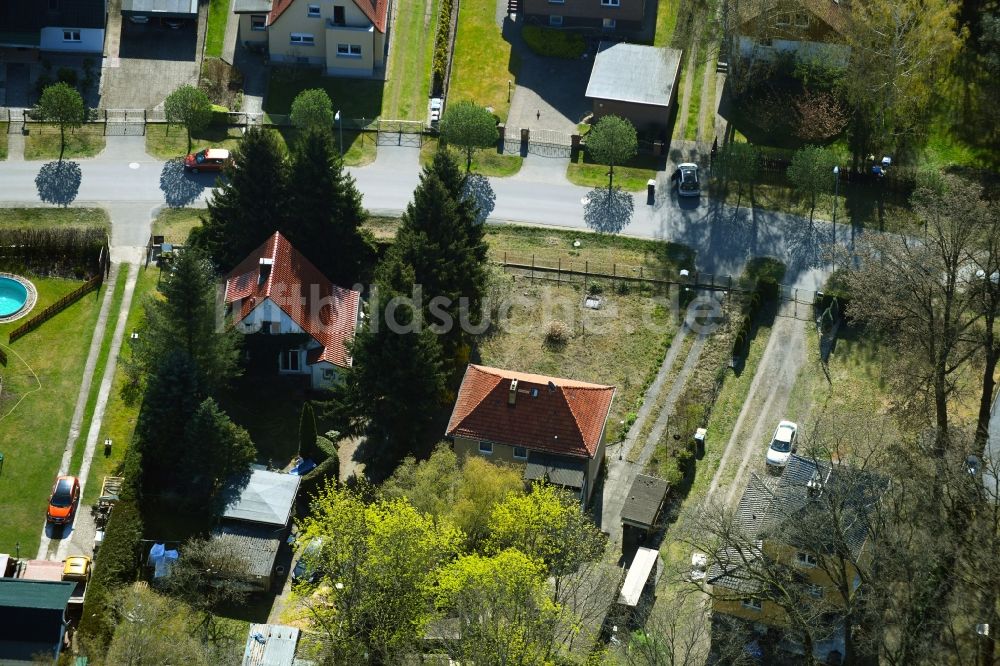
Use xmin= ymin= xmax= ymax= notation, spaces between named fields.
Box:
xmin=506 ymin=22 xmax=594 ymax=138
xmin=100 ymin=12 xmax=205 ymax=109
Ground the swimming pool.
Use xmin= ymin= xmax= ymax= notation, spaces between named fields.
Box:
xmin=0 ymin=277 xmax=29 ymax=318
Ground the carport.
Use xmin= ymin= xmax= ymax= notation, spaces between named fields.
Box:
xmin=122 ymin=0 xmax=199 ymax=20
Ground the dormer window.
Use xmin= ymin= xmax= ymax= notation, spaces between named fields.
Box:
xmin=796 ymin=551 xmax=818 ymax=567
xmin=794 ymin=12 xmax=809 ymax=27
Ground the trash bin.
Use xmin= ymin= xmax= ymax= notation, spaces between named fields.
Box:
xmin=647 ymin=179 xmax=656 ymax=200
xmin=694 ymin=428 xmax=707 ymax=456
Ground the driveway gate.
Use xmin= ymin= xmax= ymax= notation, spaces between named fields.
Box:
xmin=376 ymin=119 xmax=423 ymax=147
xmin=105 ymin=109 xmax=145 ymax=136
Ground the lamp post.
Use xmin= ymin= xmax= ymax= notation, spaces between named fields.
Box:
xmin=335 ymin=110 xmax=343 ymax=156
xmin=832 ymin=165 xmax=840 ymax=272
xmin=508 ymin=80 xmax=512 ymax=103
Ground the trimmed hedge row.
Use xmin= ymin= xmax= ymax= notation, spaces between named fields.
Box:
xmin=522 ymin=25 xmax=586 ymax=59
xmin=432 ymin=0 xmax=456 ymax=96
xmin=0 ymin=227 xmax=107 ymax=279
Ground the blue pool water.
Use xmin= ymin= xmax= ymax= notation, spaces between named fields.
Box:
xmin=0 ymin=277 xmax=28 ymax=317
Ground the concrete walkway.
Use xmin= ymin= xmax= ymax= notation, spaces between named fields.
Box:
xmin=6 ymin=132 xmax=25 ymax=161
xmin=58 ymin=263 xmax=140 ymax=561
xmin=37 ymin=263 xmax=122 ymax=559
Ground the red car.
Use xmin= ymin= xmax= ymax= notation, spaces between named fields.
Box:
xmin=47 ymin=475 xmax=80 ymax=525
xmin=183 ymin=148 xmax=231 ymax=173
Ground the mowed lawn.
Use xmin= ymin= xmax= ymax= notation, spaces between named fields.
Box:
xmin=0 ymin=277 xmax=105 ymax=554
xmin=382 ymin=0 xmax=441 ymax=120
xmin=24 ymin=123 xmax=106 ymax=161
xmin=0 ymin=208 xmax=110 ymax=230
xmin=449 ymin=0 xmax=520 ymax=121
xmin=204 ymin=0 xmax=229 ymax=58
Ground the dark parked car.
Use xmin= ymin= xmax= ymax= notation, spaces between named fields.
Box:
xmin=672 ymin=163 xmax=700 ymax=197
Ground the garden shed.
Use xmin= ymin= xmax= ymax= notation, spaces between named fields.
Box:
xmin=585 ymin=42 xmax=683 ymax=134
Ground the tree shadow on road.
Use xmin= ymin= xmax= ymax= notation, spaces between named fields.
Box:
xmin=463 ymin=173 xmax=496 ymax=225
xmin=583 ymin=186 xmax=634 ymax=234
xmin=35 ymin=161 xmax=82 ymax=206
xmin=160 ymin=159 xmax=209 ymax=208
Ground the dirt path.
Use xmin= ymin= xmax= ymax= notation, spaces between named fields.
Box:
xmin=673 ymin=43 xmax=699 ymax=141
xmin=703 ymin=302 xmax=808 ymax=509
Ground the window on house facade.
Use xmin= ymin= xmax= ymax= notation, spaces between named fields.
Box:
xmin=479 ymin=441 xmax=493 ymax=455
xmin=548 ymin=0 xmax=565 ymax=5
xmin=796 ymin=551 xmax=818 ymax=567
xmin=337 ymin=43 xmax=362 ymax=57
xmin=290 ymin=33 xmax=315 ymax=45
xmin=251 ymin=14 xmax=266 ymax=30
xmin=794 ymin=12 xmax=809 ymax=27
xmin=741 ymin=598 xmax=763 ymax=611
xmin=308 ymin=4 xmax=321 ymax=16
xmin=602 ymin=17 xmax=616 ymax=28
xmin=333 ymin=6 xmax=346 ymax=24
xmin=63 ymin=30 xmax=81 ymax=42
xmin=323 ymin=368 xmax=337 ymax=381
xmin=775 ymin=13 xmax=790 ymax=26
xmin=548 ymin=15 xmax=563 ymax=25
xmin=280 ymin=349 xmax=301 ymax=372
xmin=601 ymin=0 xmax=621 ymax=7
xmin=513 ymin=446 xmax=528 ymax=459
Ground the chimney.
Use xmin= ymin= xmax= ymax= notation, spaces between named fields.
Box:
xmin=508 ymin=378 xmax=518 ymax=406
xmin=258 ymin=258 xmax=273 ymax=286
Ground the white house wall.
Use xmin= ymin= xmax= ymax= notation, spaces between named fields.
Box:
xmin=236 ymin=298 xmax=305 ymax=335
xmin=40 ymin=27 xmax=105 ymax=53
xmin=268 ymin=0 xmax=381 ymax=73
xmin=738 ymin=35 xmax=849 ymax=67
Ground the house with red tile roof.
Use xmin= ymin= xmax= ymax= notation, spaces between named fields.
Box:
xmin=224 ymin=232 xmax=361 ymax=389
xmin=446 ymin=364 xmax=616 ymax=504
xmin=233 ymin=0 xmax=389 ymax=77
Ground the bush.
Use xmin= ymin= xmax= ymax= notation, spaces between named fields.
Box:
xmin=210 ymin=103 xmax=230 ymax=125
xmin=0 ymin=226 xmax=107 ymax=278
xmin=522 ymin=25 xmax=586 ymax=59
xmin=432 ymin=0 xmax=456 ymax=95
xmin=545 ymin=319 xmax=571 ymax=345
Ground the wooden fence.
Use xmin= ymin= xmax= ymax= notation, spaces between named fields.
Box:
xmin=0 ymin=347 xmax=7 ymax=367
xmin=9 ymin=272 xmax=104 ymax=344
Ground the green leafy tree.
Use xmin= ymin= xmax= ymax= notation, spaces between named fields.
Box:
xmin=286 ymin=127 xmax=374 ymax=285
xmin=139 ymin=247 xmax=241 ymax=393
xmin=290 ymin=88 xmax=335 ymax=133
xmin=183 ymin=398 xmax=256 ymax=497
xmin=439 ymin=100 xmax=499 ymax=173
xmin=194 ymin=127 xmax=289 ymax=270
xmin=329 ymin=258 xmax=448 ymax=461
xmin=436 ymin=549 xmax=560 ymax=663
xmin=389 ymin=158 xmax=488 ymax=365
xmin=586 ymin=115 xmax=638 ymax=192
xmin=842 ymin=0 xmax=963 ymax=159
xmin=164 ymin=84 xmax=213 ymax=154
xmin=786 ymin=145 xmax=838 ymax=222
xmin=295 ymin=486 xmax=461 ymax=663
xmin=487 ymin=483 xmax=606 ymax=596
xmin=36 ymin=81 xmax=85 ymax=162
xmin=713 ymin=141 xmax=760 ymax=211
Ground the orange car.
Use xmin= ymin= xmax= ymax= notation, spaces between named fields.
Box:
xmin=183 ymin=148 xmax=231 ymax=173
xmin=46 ymin=475 xmax=80 ymax=525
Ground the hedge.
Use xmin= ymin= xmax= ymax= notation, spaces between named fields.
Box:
xmin=0 ymin=226 xmax=107 ymax=278
xmin=432 ymin=0 xmax=456 ymax=96
xmin=522 ymin=25 xmax=586 ymax=59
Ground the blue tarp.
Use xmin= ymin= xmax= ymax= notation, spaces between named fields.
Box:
xmin=289 ymin=458 xmax=316 ymax=476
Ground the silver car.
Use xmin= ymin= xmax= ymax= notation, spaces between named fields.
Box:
xmin=674 ymin=163 xmax=700 ymax=197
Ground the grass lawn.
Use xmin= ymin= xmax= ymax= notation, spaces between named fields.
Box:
xmin=81 ymin=266 xmax=161 ymax=506
xmin=382 ymin=0 xmax=440 ymax=119
xmin=684 ymin=50 xmax=707 ymax=142
xmin=273 ymin=126 xmax=377 ymax=167
xmin=24 ymin=123 xmax=106 ymax=161
xmin=654 ymin=0 xmax=681 ymax=46
xmin=0 ymin=123 xmax=7 ymax=159
xmin=204 ymin=0 xmax=229 ymax=58
xmin=566 ymin=150 xmax=665 ymax=192
xmin=153 ymin=208 xmax=204 ymax=245
xmin=0 ymin=277 xmax=105 ymax=554
xmin=0 ymin=208 xmax=110 ymax=230
xmin=477 ymin=279 xmax=675 ymax=431
xmin=145 ymin=123 xmax=244 ymax=160
xmin=449 ymin=0 xmax=520 ymax=121
xmin=265 ymin=68 xmax=385 ymax=120
xmin=420 ymin=138 xmax=522 ymax=177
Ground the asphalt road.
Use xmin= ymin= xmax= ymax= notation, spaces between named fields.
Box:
xmin=0 ymin=139 xmax=849 ymax=289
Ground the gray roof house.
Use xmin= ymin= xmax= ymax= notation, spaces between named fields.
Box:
xmin=0 ymin=579 xmax=75 ymax=663
xmin=242 ymin=623 xmax=301 ymax=666
xmin=211 ymin=469 xmax=301 ymax=592
xmin=585 ymin=42 xmax=683 ymax=133
xmin=621 ymin=474 xmax=670 ymax=555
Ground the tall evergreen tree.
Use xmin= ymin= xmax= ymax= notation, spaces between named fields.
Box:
xmin=183 ymin=398 xmax=257 ymax=499
xmin=194 ymin=127 xmax=289 ymax=270
xmin=390 ymin=153 xmax=488 ymax=364
xmin=299 ymin=401 xmax=318 ymax=460
xmin=139 ymin=248 xmax=241 ymax=394
xmin=286 ymin=128 xmax=374 ymax=285
xmin=330 ymin=256 xmax=447 ymax=461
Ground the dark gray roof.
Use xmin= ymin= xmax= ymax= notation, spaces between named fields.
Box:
xmin=523 ymin=452 xmax=585 ymax=489
xmin=621 ymin=474 xmax=669 ymax=528
xmin=242 ymin=623 xmax=300 ymax=666
xmin=221 ymin=469 xmax=300 ymax=527
xmin=213 ymin=523 xmax=282 ymax=579
xmin=585 ymin=42 xmax=683 ymax=107
xmin=234 ymin=0 xmax=273 ymax=12
xmin=0 ymin=580 xmax=73 ymax=657
xmin=122 ymin=0 xmax=199 ymax=17
xmin=0 ymin=0 xmax=105 ymax=31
